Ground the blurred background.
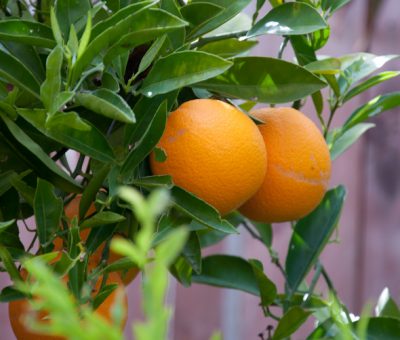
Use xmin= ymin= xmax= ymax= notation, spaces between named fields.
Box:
xmin=1 ymin=0 xmax=399 ymax=339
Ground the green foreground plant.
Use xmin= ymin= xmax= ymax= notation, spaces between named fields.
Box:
xmin=0 ymin=0 xmax=400 ymax=339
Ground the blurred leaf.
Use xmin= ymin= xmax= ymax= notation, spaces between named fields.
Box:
xmin=305 ymin=58 xmax=341 ymax=75
xmin=309 ymin=27 xmax=330 ymax=50
xmin=192 ymin=255 xmax=259 ymax=295
xmin=356 ymin=317 xmax=400 ymax=339
xmin=18 ymin=109 xmax=115 ymax=163
xmin=170 ymin=255 xmax=192 ymax=287
xmin=121 ymin=101 xmax=167 ymax=177
xmin=0 ymin=114 xmax=81 ymax=193
xmin=0 ymin=245 xmax=21 ymax=282
xmin=248 ymin=2 xmax=327 ymax=38
xmin=0 ymin=49 xmax=40 ymax=98
xmin=0 ymin=20 xmax=55 ymax=48
xmin=140 ymin=51 xmax=232 ymax=97
xmin=344 ymin=92 xmax=400 ymax=130
xmin=344 ymin=71 xmax=400 ymax=102
xmin=182 ymin=232 xmax=202 ymax=274
xmin=0 ymin=219 xmax=15 ymax=234
xmin=40 ymin=45 xmax=63 ymax=113
xmin=198 ymin=229 xmax=230 ymax=248
xmin=156 ymin=227 xmax=189 ymax=266
xmin=206 ymin=12 xmax=252 ymax=37
xmin=307 ymin=318 xmax=335 ymax=339
xmin=76 ymin=89 xmax=135 ymax=124
xmin=92 ymin=283 xmax=118 ymax=310
xmin=273 ymin=307 xmax=311 ymax=340
xmin=330 ymin=123 xmax=375 ymax=160
xmin=375 ymin=288 xmax=400 ymax=320
xmin=197 ymin=57 xmax=326 ymax=103
xmin=321 ymin=0 xmax=352 ymax=14
xmin=276 ymin=293 xmax=328 ymax=309
xmin=171 ymin=186 xmax=237 ymax=234
xmin=131 ymin=175 xmax=173 ymax=190
xmin=286 ymin=186 xmax=346 ymax=291
xmin=249 ymin=259 xmax=277 ymax=306
xmin=34 ymin=179 xmax=63 ymax=250
xmin=312 ymin=91 xmax=324 ymax=116
xmin=55 ymin=0 xmax=91 ymax=38
xmin=199 ymin=38 xmax=258 ymax=58
xmin=188 ymin=0 xmax=251 ymax=39
xmin=80 ymin=211 xmax=126 ymax=230
xmin=0 ymin=286 xmax=25 ymax=302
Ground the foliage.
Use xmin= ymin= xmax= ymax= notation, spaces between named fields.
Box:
xmin=0 ymin=0 xmax=399 ymax=339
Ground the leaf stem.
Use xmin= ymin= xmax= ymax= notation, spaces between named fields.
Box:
xmin=301 ymin=261 xmax=322 ymax=307
xmin=191 ymin=30 xmax=249 ymax=49
xmin=278 ymin=37 xmax=289 ymax=59
xmin=324 ymin=101 xmax=339 ymax=137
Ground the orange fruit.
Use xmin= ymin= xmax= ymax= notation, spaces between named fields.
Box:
xmin=8 ymin=272 xmax=127 ymax=340
xmin=239 ymin=107 xmax=331 ymax=223
xmin=150 ymin=99 xmax=267 ymax=216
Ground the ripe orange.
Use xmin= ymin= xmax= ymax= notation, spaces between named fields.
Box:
xmin=239 ymin=107 xmax=331 ymax=223
xmin=8 ymin=272 xmax=127 ymax=340
xmin=150 ymin=99 xmax=267 ymax=216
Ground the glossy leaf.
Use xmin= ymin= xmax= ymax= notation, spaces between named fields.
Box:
xmin=197 ymin=57 xmax=326 ymax=103
xmin=18 ymin=109 xmax=115 ymax=163
xmin=286 ymin=186 xmax=346 ymax=291
xmin=344 ymin=71 xmax=400 ymax=102
xmin=182 ymin=232 xmax=202 ymax=274
xmin=249 ymin=259 xmax=277 ymax=306
xmin=140 ymin=51 xmax=232 ymax=97
xmin=330 ymin=123 xmax=375 ymax=160
xmin=76 ymin=89 xmax=135 ymax=124
xmin=305 ymin=58 xmax=341 ymax=75
xmin=192 ymin=255 xmax=259 ymax=295
xmin=188 ymin=0 xmax=252 ymax=39
xmin=344 ymin=92 xmax=400 ymax=130
xmin=135 ymin=35 xmax=167 ymax=80
xmin=199 ymin=38 xmax=258 ymax=58
xmin=0 ymin=115 xmax=81 ymax=193
xmin=120 ymin=101 xmax=167 ymax=177
xmin=273 ymin=307 xmax=311 ymax=340
xmin=181 ymin=2 xmax=223 ymax=29
xmin=375 ymin=288 xmax=400 ymax=319
xmin=248 ymin=2 xmax=327 ymax=38
xmin=80 ymin=211 xmax=126 ymax=230
xmin=0 ymin=20 xmax=55 ymax=48
xmin=0 ymin=49 xmax=40 ymax=98
xmin=171 ymin=186 xmax=237 ymax=234
xmin=34 ymin=179 xmax=63 ymax=250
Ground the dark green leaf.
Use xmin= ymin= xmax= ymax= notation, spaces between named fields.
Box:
xmin=0 ymin=219 xmax=16 ymax=234
xmin=120 ymin=101 xmax=167 ymax=177
xmin=197 ymin=229 xmax=229 ymax=248
xmin=321 ymin=0 xmax=352 ymax=14
xmin=309 ymin=27 xmax=330 ymax=51
xmin=344 ymin=92 xmax=400 ymax=130
xmin=272 ymin=307 xmax=311 ymax=340
xmin=330 ymin=123 xmax=375 ymax=160
xmin=18 ymin=109 xmax=115 ymax=163
xmin=199 ymin=38 xmax=258 ymax=58
xmin=359 ymin=317 xmax=400 ymax=340
xmin=0 ymin=20 xmax=55 ymax=48
xmin=171 ymin=186 xmax=237 ymax=234
xmin=34 ymin=179 xmax=63 ymax=250
xmin=286 ymin=186 xmax=346 ymax=291
xmin=140 ymin=51 xmax=232 ymax=97
xmin=9 ymin=172 xmax=35 ymax=206
xmin=248 ymin=2 xmax=327 ymax=38
xmin=170 ymin=256 xmax=192 ymax=287
xmin=197 ymin=57 xmax=326 ymax=103
xmin=93 ymin=283 xmax=118 ymax=310
xmin=249 ymin=259 xmax=277 ymax=306
xmin=55 ymin=0 xmax=91 ymax=38
xmin=192 ymin=255 xmax=259 ymax=295
xmin=80 ymin=211 xmax=126 ymax=230
xmin=375 ymin=288 xmax=400 ymax=320
xmin=344 ymin=71 xmax=400 ymax=102
xmin=76 ymin=89 xmax=135 ymax=124
xmin=252 ymin=221 xmax=272 ymax=248
xmin=181 ymin=2 xmax=223 ymax=29
xmin=131 ymin=175 xmax=173 ymax=190
xmin=0 ymin=286 xmax=26 ymax=302
xmin=182 ymin=232 xmax=202 ymax=274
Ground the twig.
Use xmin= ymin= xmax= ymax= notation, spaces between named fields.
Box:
xmin=302 ymin=261 xmax=322 ymax=307
xmin=278 ymin=37 xmax=289 ymax=59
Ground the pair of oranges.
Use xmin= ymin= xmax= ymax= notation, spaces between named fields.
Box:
xmin=150 ymin=99 xmax=331 ymax=222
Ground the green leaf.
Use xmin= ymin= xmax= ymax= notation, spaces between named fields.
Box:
xmin=309 ymin=27 xmax=330 ymax=51
xmin=197 ymin=57 xmax=326 ymax=103
xmin=249 ymin=259 xmax=277 ymax=306
xmin=182 ymin=232 xmax=202 ymax=274
xmin=76 ymin=89 xmax=135 ymax=124
xmin=181 ymin=2 xmax=223 ymax=29
xmin=18 ymin=109 xmax=115 ymax=163
xmin=0 ymin=114 xmax=81 ymax=193
xmin=188 ymin=0 xmax=252 ymax=39
xmin=120 ymin=101 xmax=167 ymax=177
xmin=55 ymin=0 xmax=91 ymax=38
xmin=321 ymin=0 xmax=352 ymax=14
xmin=0 ymin=49 xmax=40 ymax=98
xmin=344 ymin=71 xmax=400 ymax=102
xmin=0 ymin=286 xmax=26 ymax=302
xmin=140 ymin=51 xmax=232 ymax=97
xmin=34 ymin=179 xmax=63 ymax=250
xmin=248 ymin=2 xmax=327 ymax=38
xmin=286 ymin=186 xmax=346 ymax=291
xmin=171 ymin=186 xmax=237 ymax=234
xmin=0 ymin=245 xmax=21 ymax=282
xmin=330 ymin=123 xmax=375 ymax=160
xmin=199 ymin=38 xmax=258 ymax=58
xmin=252 ymin=221 xmax=273 ymax=248
xmin=170 ymin=256 xmax=192 ymax=287
xmin=272 ymin=307 xmax=311 ymax=340
xmin=358 ymin=317 xmax=400 ymax=339
xmin=40 ymin=45 xmax=63 ymax=113
xmin=0 ymin=20 xmax=55 ymax=48
xmin=80 ymin=211 xmax=126 ymax=230
xmin=375 ymin=288 xmax=400 ymax=320
xmin=192 ymin=255 xmax=259 ymax=295
xmin=50 ymin=7 xmax=63 ymax=46
xmin=305 ymin=58 xmax=341 ymax=75
xmin=160 ymin=0 xmax=186 ymax=49
xmin=131 ymin=175 xmax=173 ymax=190
xmin=77 ymin=13 xmax=92 ymax=60
xmin=0 ymin=219 xmax=16 ymax=234
xmin=344 ymin=92 xmax=400 ymax=130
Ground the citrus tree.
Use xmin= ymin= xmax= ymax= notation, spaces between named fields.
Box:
xmin=0 ymin=0 xmax=400 ymax=339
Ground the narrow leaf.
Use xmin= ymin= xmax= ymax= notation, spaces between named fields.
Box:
xmin=273 ymin=307 xmax=311 ymax=340
xmin=80 ymin=211 xmax=126 ymax=230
